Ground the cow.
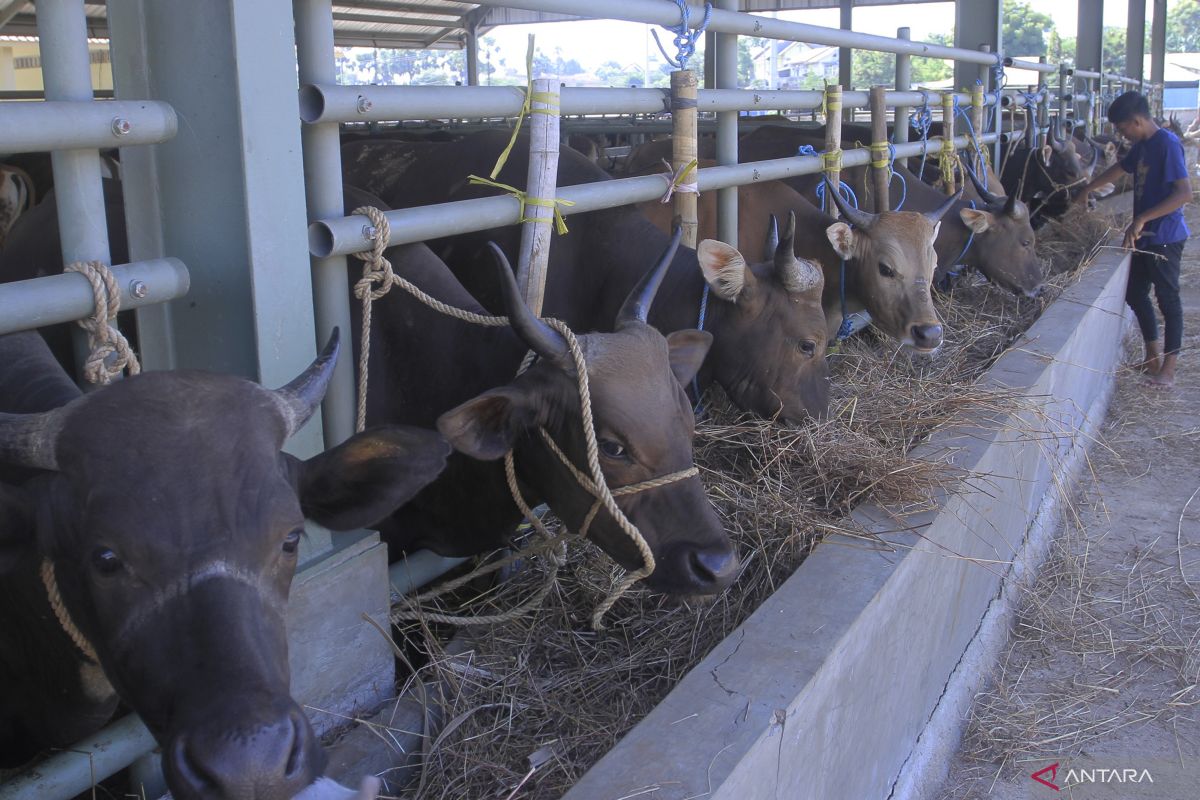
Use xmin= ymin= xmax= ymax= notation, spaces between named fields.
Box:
xmin=0 ymin=329 xmax=450 ymax=798
xmin=342 ymin=130 xmax=831 ymax=422
xmin=0 ymin=164 xmax=34 ymax=249
xmin=998 ymin=121 xmax=1096 ymax=224
xmin=632 ymin=159 xmax=959 ymax=351
xmin=354 ymin=218 xmax=738 ymax=595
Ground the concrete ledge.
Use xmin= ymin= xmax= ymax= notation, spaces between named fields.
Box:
xmin=563 ymin=248 xmax=1132 ymax=800
xmin=289 ymin=531 xmax=394 ymax=736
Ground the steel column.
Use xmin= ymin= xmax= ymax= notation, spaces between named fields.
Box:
xmin=894 ymin=28 xmax=910 ymax=146
xmin=1150 ymin=0 xmax=1166 ymax=90
xmin=465 ymin=20 xmax=480 ymax=85
xmin=1127 ymin=0 xmax=1145 ymax=84
xmin=953 ymin=0 xmax=1000 ymax=92
xmin=715 ymin=0 xmax=737 ymax=247
xmin=296 ymin=0 xmax=356 ymax=452
xmin=1077 ymin=0 xmax=1103 ymax=76
xmin=838 ymin=0 xmax=851 ymax=113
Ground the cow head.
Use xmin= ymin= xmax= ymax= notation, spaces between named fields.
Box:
xmin=959 ymin=167 xmax=1044 ymax=297
xmin=824 ymin=180 xmax=956 ymax=353
xmin=1028 ymin=123 xmax=1092 ymax=212
xmin=0 ymin=332 xmax=449 ymax=800
xmin=695 ymin=211 xmax=829 ymax=421
xmin=437 ymin=238 xmax=738 ymax=596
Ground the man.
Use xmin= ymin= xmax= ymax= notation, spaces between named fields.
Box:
xmin=1074 ymin=91 xmax=1191 ymax=387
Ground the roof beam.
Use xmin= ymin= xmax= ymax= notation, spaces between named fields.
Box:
xmin=332 ymin=10 xmax=466 ymax=27
xmin=0 ymin=0 xmax=29 ymax=33
xmin=334 ymin=0 xmax=472 ymax=16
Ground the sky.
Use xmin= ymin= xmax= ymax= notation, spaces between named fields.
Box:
xmin=478 ymin=0 xmax=1163 ymax=73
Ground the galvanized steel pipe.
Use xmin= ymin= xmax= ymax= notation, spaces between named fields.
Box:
xmin=301 ymin=84 xmax=994 ymax=125
xmin=0 ymin=101 xmax=177 ymax=154
xmin=715 ymin=0 xmax=738 ymax=248
xmin=0 ymin=258 xmax=191 ymax=336
xmin=312 ymin=134 xmax=997 ymax=258
xmin=0 ymin=714 xmax=156 ymax=800
xmin=295 ymin=0 xmax=357 ymax=449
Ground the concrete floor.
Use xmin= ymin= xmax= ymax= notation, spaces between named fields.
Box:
xmin=930 ymin=193 xmax=1200 ymax=798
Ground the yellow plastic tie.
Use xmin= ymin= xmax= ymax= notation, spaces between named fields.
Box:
xmin=487 ymin=34 xmax=537 ymax=180
xmin=466 ymin=175 xmax=575 ymax=235
xmin=822 ymin=149 xmax=843 ymax=174
xmin=870 ymin=142 xmax=890 ymax=170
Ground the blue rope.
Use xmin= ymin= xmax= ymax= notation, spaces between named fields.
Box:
xmin=887 ymin=140 xmax=907 ymax=210
xmin=836 ymin=259 xmax=853 ymax=341
xmin=910 ymin=91 xmax=933 ymax=181
xmin=954 ymin=94 xmax=988 ymax=188
xmin=798 ymin=144 xmax=859 ymax=213
xmin=952 ymin=199 xmax=976 ymax=269
xmin=691 ymin=283 xmax=710 ymax=414
xmin=651 ymin=0 xmax=712 ymax=70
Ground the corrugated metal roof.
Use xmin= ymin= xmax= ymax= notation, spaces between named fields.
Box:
xmin=0 ymin=0 xmax=950 ymax=51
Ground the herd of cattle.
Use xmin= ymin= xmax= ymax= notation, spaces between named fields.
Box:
xmin=0 ymin=114 xmax=1134 ymax=799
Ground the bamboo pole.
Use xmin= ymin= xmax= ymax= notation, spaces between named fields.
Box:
xmin=670 ymin=69 xmax=699 ymax=248
xmin=823 ymin=83 xmax=842 ymax=219
xmin=869 ymin=86 xmax=889 ymax=212
xmin=969 ymin=80 xmax=984 ymax=175
xmin=941 ymin=91 xmax=956 ymax=195
xmin=516 ymin=78 xmax=560 ymax=317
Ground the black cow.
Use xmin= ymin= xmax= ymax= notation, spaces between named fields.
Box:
xmin=0 ymin=330 xmax=449 ymax=799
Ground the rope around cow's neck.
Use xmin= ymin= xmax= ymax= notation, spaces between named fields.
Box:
xmin=351 ymin=206 xmax=696 ymax=629
xmin=41 ymin=559 xmax=101 ymax=663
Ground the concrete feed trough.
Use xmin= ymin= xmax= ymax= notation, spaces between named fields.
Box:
xmin=563 ymin=247 xmax=1132 ymax=800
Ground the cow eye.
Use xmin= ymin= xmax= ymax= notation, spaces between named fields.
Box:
xmin=282 ymin=529 xmax=303 ymax=555
xmin=878 ymin=263 xmax=896 ymax=278
xmin=90 ymin=547 xmax=122 ymax=576
xmin=798 ymin=340 xmax=816 ymax=356
xmin=599 ymin=439 xmax=627 ymax=459
xmin=1022 ymin=240 xmax=1032 ymax=248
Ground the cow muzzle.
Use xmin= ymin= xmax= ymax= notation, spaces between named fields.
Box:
xmin=646 ymin=540 xmax=740 ymax=595
xmin=164 ymin=702 xmax=324 ymax=800
xmin=908 ymin=323 xmax=944 ymax=352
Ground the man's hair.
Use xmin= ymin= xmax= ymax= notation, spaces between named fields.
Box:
xmin=1108 ymin=91 xmax=1151 ymax=124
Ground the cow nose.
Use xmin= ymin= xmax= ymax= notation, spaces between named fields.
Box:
xmin=910 ymin=323 xmax=943 ymax=350
xmin=685 ymin=545 xmax=739 ymax=592
xmin=165 ymin=707 xmax=321 ymax=800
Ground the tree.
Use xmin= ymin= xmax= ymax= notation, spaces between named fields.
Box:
xmin=1002 ymin=0 xmax=1054 ymax=56
xmin=1167 ymin=0 xmax=1200 ymax=51
xmin=851 ymin=49 xmax=894 ymax=87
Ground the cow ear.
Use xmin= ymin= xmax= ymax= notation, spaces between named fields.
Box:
xmin=0 ymin=482 xmax=35 ymax=573
xmin=959 ymin=208 xmax=994 ymax=234
xmin=1104 ymin=142 xmax=1117 ymax=158
xmin=825 ymin=222 xmax=856 ymax=260
xmin=666 ymin=330 xmax=713 ymax=387
xmin=437 ymin=386 xmax=541 ymax=461
xmin=294 ymin=426 xmax=450 ymax=531
xmin=1040 ymin=144 xmax=1053 ymax=166
xmin=697 ymin=240 xmax=755 ymax=302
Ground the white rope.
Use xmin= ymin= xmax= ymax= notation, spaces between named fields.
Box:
xmin=65 ymin=260 xmax=141 ymax=385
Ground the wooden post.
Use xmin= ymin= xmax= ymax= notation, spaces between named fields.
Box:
xmin=824 ymin=83 xmax=843 ymax=220
xmin=869 ymin=85 xmax=890 ymax=212
xmin=670 ymin=69 xmax=699 ymax=249
xmin=941 ymin=91 xmax=956 ymax=195
xmin=516 ymin=78 xmax=560 ymax=317
xmin=970 ymin=81 xmax=985 ymax=175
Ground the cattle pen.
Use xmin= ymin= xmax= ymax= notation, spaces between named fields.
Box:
xmin=0 ymin=0 xmax=1168 ymax=798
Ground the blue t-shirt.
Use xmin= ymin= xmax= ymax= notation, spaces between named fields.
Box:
xmin=1121 ymin=128 xmax=1190 ymax=245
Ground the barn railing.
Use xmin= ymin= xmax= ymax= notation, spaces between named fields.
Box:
xmin=0 ymin=0 xmax=1153 ymax=795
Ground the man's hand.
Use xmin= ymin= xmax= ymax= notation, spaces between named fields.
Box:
xmin=1071 ymin=187 xmax=1092 ymax=209
xmin=1123 ymin=216 xmax=1146 ymax=249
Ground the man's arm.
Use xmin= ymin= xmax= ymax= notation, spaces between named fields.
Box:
xmin=1124 ymin=178 xmax=1192 ymax=247
xmin=1072 ymin=161 xmax=1128 ymax=206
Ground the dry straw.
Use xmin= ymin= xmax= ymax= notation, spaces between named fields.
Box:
xmin=376 ymin=203 xmax=1121 ymax=800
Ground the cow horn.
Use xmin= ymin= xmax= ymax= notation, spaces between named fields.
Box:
xmin=824 ymin=177 xmax=878 ymax=229
xmin=774 ymin=211 xmax=822 ymax=293
xmin=1047 ymin=121 xmax=1065 ymax=152
xmin=765 ymin=213 xmax=780 ymax=259
xmin=1085 ymin=143 xmax=1099 ymax=170
xmin=963 ymin=164 xmax=1005 ymax=206
xmin=1003 ymin=188 xmax=1020 ymax=216
xmin=0 ymin=408 xmax=68 ymax=471
xmin=925 ymin=188 xmax=963 ymax=224
xmin=488 ymin=242 xmax=571 ymax=369
xmin=616 ymin=224 xmax=681 ymax=327
xmin=270 ymin=329 xmax=340 ymax=439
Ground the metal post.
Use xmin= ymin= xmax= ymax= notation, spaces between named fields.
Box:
xmin=37 ymin=0 xmax=114 ymax=377
xmin=1057 ymin=63 xmax=1069 ymax=132
xmin=1085 ymin=78 xmax=1096 ymax=137
xmin=715 ymin=0 xmax=737 ymax=247
xmin=894 ymin=27 xmax=911 ymax=147
xmin=1077 ymin=0 xmax=1104 ymax=77
xmin=954 ymin=0 xmax=1001 ymax=94
xmin=1127 ymin=0 xmax=1146 ymax=85
xmin=838 ymin=0 xmax=852 ymax=119
xmin=1036 ymin=56 xmax=1049 ymax=149
xmin=703 ymin=30 xmax=715 ymax=89
xmin=670 ymin=69 xmax=699 ymax=248
xmin=869 ymin=86 xmax=889 ymax=212
xmin=515 ymin=79 xmax=560 ymax=316
xmin=295 ymin=0 xmax=356 ymax=452
xmin=465 ymin=20 xmax=480 ymax=86
xmin=1150 ymin=0 xmax=1166 ymax=94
